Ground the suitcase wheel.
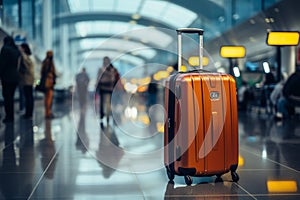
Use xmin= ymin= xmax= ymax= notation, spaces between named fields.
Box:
xmin=184 ymin=175 xmax=193 ymax=186
xmin=231 ymin=171 xmax=239 ymax=182
xmin=166 ymin=168 xmax=174 ymax=181
xmin=215 ymin=174 xmax=223 ymax=182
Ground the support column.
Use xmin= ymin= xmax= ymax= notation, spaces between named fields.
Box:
xmin=42 ymin=0 xmax=52 ymax=50
xmin=61 ymin=24 xmax=69 ymax=87
xmin=0 ymin=0 xmax=3 ymax=26
xmin=281 ymin=46 xmax=296 ymax=76
xmin=70 ymin=40 xmax=79 ymax=79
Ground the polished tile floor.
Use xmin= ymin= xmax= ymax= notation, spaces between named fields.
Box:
xmin=0 ymin=96 xmax=300 ymax=199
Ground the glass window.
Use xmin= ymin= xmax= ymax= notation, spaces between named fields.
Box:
xmin=21 ymin=0 xmax=33 ymax=38
xmin=161 ymin=3 xmax=197 ymax=28
xmin=3 ymin=0 xmax=19 ymax=28
xmin=115 ymin=0 xmax=142 ymax=14
xmin=34 ymin=0 xmax=43 ymax=46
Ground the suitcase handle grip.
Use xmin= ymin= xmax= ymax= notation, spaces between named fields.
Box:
xmin=176 ymin=28 xmax=204 ymax=34
xmin=177 ymin=28 xmax=204 ymax=71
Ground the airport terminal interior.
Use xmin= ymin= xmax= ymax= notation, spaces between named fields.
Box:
xmin=1 ymin=0 xmax=300 ymax=199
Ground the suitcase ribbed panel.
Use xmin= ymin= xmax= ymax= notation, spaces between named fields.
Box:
xmin=165 ymin=73 xmax=238 ymax=177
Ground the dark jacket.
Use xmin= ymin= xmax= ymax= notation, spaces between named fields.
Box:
xmin=283 ymin=71 xmax=300 ymax=105
xmin=0 ymin=38 xmax=21 ymax=83
xmin=96 ymin=65 xmax=119 ymax=93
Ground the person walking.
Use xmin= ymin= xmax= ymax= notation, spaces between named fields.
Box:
xmin=96 ymin=56 xmax=120 ymax=125
xmin=275 ymin=68 xmax=300 ymax=120
xmin=147 ymin=75 xmax=158 ymax=109
xmin=0 ymin=36 xmax=21 ymax=123
xmin=19 ymin=43 xmax=35 ymax=119
xmin=41 ymin=51 xmax=57 ymax=119
xmin=75 ymin=67 xmax=90 ymax=113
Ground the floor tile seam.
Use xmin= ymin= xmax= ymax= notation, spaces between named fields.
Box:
xmin=0 ymin=172 xmax=43 ymax=174
xmin=0 ymin=125 xmax=26 ymax=151
xmin=238 ymin=169 xmax=296 ymax=171
xmin=26 ymin=144 xmax=61 ymax=200
xmin=234 ymin=182 xmax=258 ymax=200
xmin=240 ymin=147 xmax=300 ymax=174
xmin=164 ymin=194 xmax=258 ymax=197
xmin=130 ymin=167 xmax=147 ymax=200
xmin=252 ymin=193 xmax=300 ymax=196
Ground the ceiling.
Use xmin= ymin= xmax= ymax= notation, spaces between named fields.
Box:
xmin=206 ymin=0 xmax=300 ymax=71
xmin=56 ymin=0 xmax=232 ymax=71
xmin=54 ymin=0 xmax=294 ymax=78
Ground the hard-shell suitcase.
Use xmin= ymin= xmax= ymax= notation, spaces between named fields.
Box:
xmin=164 ymin=28 xmax=239 ymax=185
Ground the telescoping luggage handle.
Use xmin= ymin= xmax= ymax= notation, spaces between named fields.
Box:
xmin=176 ymin=28 xmax=204 ymax=72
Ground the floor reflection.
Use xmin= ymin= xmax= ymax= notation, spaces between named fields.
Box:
xmin=0 ymin=120 xmax=35 ymax=199
xmin=164 ymin=180 xmax=239 ymax=199
xmin=75 ymin=111 xmax=89 ymax=153
xmin=39 ymin=119 xmax=57 ymax=179
xmin=96 ymin=124 xmax=124 ymax=179
xmin=0 ymin=99 xmax=300 ymax=199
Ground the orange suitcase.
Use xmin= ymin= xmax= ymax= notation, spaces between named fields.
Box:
xmin=164 ymin=28 xmax=239 ymax=185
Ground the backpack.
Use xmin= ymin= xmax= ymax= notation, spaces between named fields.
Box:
xmin=97 ymin=66 xmax=118 ymax=92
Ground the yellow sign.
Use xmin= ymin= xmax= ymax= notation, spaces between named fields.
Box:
xmin=188 ymin=56 xmax=209 ymax=67
xmin=180 ymin=65 xmax=187 ymax=72
xmin=220 ymin=46 xmax=246 ymax=58
xmin=267 ymin=181 xmax=298 ymax=193
xmin=153 ymin=70 xmax=170 ymax=81
xmin=267 ymin=31 xmax=300 ymax=46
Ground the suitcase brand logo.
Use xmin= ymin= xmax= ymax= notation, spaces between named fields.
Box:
xmin=210 ymin=91 xmax=220 ymax=100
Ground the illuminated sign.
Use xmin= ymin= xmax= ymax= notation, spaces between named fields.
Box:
xmin=220 ymin=46 xmax=246 ymax=58
xmin=188 ymin=56 xmax=209 ymax=67
xmin=267 ymin=31 xmax=300 ymax=46
xmin=179 ymin=65 xmax=187 ymax=72
xmin=267 ymin=181 xmax=298 ymax=193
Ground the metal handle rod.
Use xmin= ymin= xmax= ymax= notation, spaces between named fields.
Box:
xmin=178 ymin=32 xmax=182 ymax=71
xmin=199 ymin=34 xmax=203 ymax=69
xmin=177 ymin=28 xmax=204 ymax=34
xmin=176 ymin=28 xmax=204 ymax=72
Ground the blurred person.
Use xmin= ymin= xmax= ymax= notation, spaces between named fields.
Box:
xmin=260 ymin=71 xmax=276 ymax=110
xmin=96 ymin=56 xmax=120 ymax=125
xmin=75 ymin=67 xmax=90 ymax=113
xmin=275 ymin=68 xmax=300 ymax=120
xmin=270 ymin=73 xmax=288 ymax=113
xmin=41 ymin=51 xmax=57 ymax=119
xmin=0 ymin=36 xmax=21 ymax=123
xmin=19 ymin=43 xmax=35 ymax=119
xmin=238 ymin=80 xmax=249 ymax=111
xmin=263 ymin=71 xmax=276 ymax=85
xmin=18 ymin=86 xmax=25 ymax=113
xmin=147 ymin=75 xmax=158 ymax=109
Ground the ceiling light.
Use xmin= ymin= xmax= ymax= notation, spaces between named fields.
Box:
xmin=218 ymin=16 xmax=225 ymax=22
xmin=129 ymin=20 xmax=137 ymax=25
xmin=233 ymin=67 xmax=240 ymax=77
xmin=132 ymin=14 xmax=141 ymax=20
xmin=265 ymin=18 xmax=270 ymax=23
xmin=232 ymin=14 xmax=239 ymax=20
xmin=263 ymin=62 xmax=270 ymax=73
xmin=249 ymin=19 xmax=256 ymax=24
